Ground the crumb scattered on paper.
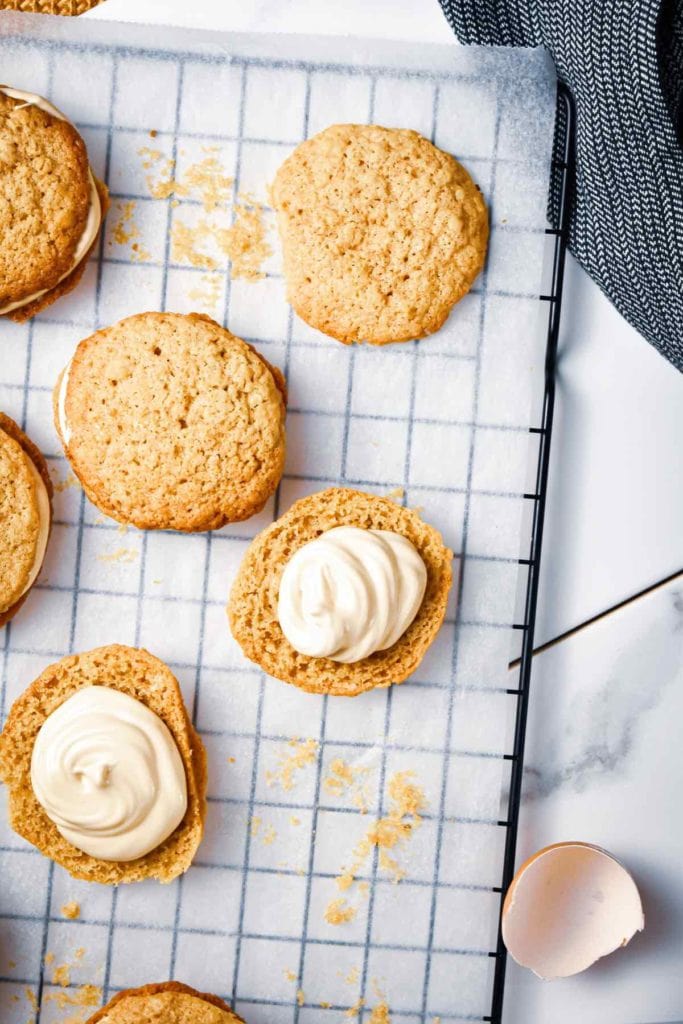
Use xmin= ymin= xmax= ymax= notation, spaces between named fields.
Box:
xmin=323 ymin=757 xmax=372 ymax=813
xmin=109 ymin=200 xmax=150 ymax=263
xmin=368 ymin=1001 xmax=391 ymax=1023
xmin=60 ymin=901 xmax=80 ymax=920
xmin=324 ymin=897 xmax=356 ymax=926
xmin=341 ymin=965 xmax=359 ymax=985
xmin=266 ymin=737 xmax=318 ymax=792
xmin=136 ymin=147 xmax=272 ymax=297
xmin=290 ymin=815 xmax=301 ymax=826
xmin=52 ymin=471 xmax=79 ymax=493
xmin=345 ymin=997 xmax=364 ymax=1018
xmin=228 ymin=756 xmax=236 ymax=764
xmin=188 ymin=272 xmax=222 ymax=311
xmin=51 ymin=961 xmax=71 ymax=987
xmin=327 ymin=770 xmax=427 ymax=924
xmin=250 ymin=815 xmax=277 ymax=846
xmin=283 ymin=968 xmax=297 ymax=982
xmin=296 ymin=989 xmax=305 ymax=1007
xmin=214 ymin=196 xmax=272 ymax=280
xmin=385 ymin=487 xmax=405 ymax=501
xmin=97 ymin=547 xmax=138 ymax=565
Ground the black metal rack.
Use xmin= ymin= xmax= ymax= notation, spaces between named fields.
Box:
xmin=487 ymin=82 xmax=576 ymax=1023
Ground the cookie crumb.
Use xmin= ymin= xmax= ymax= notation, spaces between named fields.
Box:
xmin=320 ymin=1000 xmax=331 ymax=1008
xmin=368 ymin=1001 xmax=391 ymax=1023
xmin=324 ymin=898 xmax=356 ymax=926
xmin=328 ymin=770 xmax=427 ymax=922
xmin=344 ymin=965 xmax=359 ymax=985
xmin=344 ymin=997 xmax=364 ymax=1018
xmin=52 ymin=961 xmax=71 ymax=987
xmin=228 ymin=756 xmax=236 ymax=764
xmin=266 ymin=737 xmax=318 ymax=792
xmin=97 ymin=547 xmax=138 ymax=565
xmin=188 ymin=272 xmax=223 ymax=312
xmin=149 ymin=129 xmax=158 ymax=138
xmin=283 ymin=968 xmax=297 ymax=982
xmin=215 ymin=198 xmax=272 ymax=280
xmin=290 ymin=815 xmax=301 ymax=826
xmin=52 ymin=471 xmax=79 ymax=493
xmin=296 ymin=989 xmax=305 ymax=1007
xmin=61 ymin=901 xmax=80 ymax=920
xmin=250 ymin=816 xmax=262 ymax=837
xmin=262 ymin=824 xmax=277 ymax=846
xmin=385 ymin=487 xmax=405 ymax=501
xmin=323 ymin=757 xmax=372 ymax=813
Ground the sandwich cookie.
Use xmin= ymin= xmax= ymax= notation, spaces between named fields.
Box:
xmin=54 ymin=312 xmax=287 ymax=532
xmin=85 ymin=982 xmax=245 ymax=1024
xmin=271 ymin=123 xmax=488 ymax=345
xmin=0 ymin=644 xmax=207 ymax=884
xmin=0 ymin=412 xmax=53 ymax=627
xmin=228 ymin=488 xmax=453 ymax=696
xmin=0 ymin=86 xmax=108 ymax=320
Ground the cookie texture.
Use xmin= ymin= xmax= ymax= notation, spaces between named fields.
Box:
xmin=86 ymin=982 xmax=244 ymax=1024
xmin=0 ymin=412 xmax=52 ymax=627
xmin=0 ymin=90 xmax=108 ymax=319
xmin=54 ymin=312 xmax=287 ymax=532
xmin=271 ymin=123 xmax=488 ymax=345
xmin=228 ymin=488 xmax=453 ymax=696
xmin=0 ymin=645 xmax=207 ymax=884
xmin=0 ymin=1 xmax=102 ymax=11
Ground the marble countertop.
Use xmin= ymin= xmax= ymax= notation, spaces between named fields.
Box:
xmin=87 ymin=2 xmax=683 ymax=1020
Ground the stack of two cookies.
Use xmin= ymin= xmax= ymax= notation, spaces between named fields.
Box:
xmin=1 ymin=96 xmax=488 ymax=1024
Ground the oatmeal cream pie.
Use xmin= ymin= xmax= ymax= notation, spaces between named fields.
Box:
xmin=0 ymin=86 xmax=108 ymax=320
xmin=0 ymin=412 xmax=53 ymax=627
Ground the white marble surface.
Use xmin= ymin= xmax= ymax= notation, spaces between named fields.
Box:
xmin=85 ymin=2 xmax=683 ymax=1020
xmin=506 ymin=576 xmax=683 ymax=1024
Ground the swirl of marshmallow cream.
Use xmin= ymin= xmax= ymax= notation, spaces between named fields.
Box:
xmin=30 ymin=686 xmax=187 ymax=861
xmin=277 ymin=526 xmax=428 ymax=663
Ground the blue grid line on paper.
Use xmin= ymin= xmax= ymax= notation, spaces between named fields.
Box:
xmin=0 ymin=26 xmax=556 ymax=1024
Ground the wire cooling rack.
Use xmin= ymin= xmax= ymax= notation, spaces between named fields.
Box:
xmin=0 ymin=14 xmax=568 ymax=1024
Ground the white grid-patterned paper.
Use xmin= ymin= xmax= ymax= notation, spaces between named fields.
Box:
xmin=0 ymin=14 xmax=556 ymax=1024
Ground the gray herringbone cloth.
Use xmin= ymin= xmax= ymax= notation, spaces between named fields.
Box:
xmin=438 ymin=0 xmax=683 ymax=371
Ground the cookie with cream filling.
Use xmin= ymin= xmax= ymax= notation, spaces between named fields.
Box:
xmin=0 ymin=86 xmax=108 ymax=321
xmin=228 ymin=488 xmax=453 ymax=696
xmin=0 ymin=412 xmax=53 ymax=627
xmin=0 ymin=644 xmax=207 ymax=884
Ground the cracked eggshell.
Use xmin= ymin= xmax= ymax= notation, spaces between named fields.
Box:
xmin=502 ymin=841 xmax=644 ymax=980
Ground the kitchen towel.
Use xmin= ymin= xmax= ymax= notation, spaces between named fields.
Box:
xmin=438 ymin=0 xmax=683 ymax=372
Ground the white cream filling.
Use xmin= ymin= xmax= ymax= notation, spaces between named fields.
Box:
xmin=278 ymin=526 xmax=428 ymax=663
xmin=30 ymin=685 xmax=188 ymax=862
xmin=56 ymin=359 xmax=73 ymax=445
xmin=0 ymin=87 xmax=102 ymax=315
